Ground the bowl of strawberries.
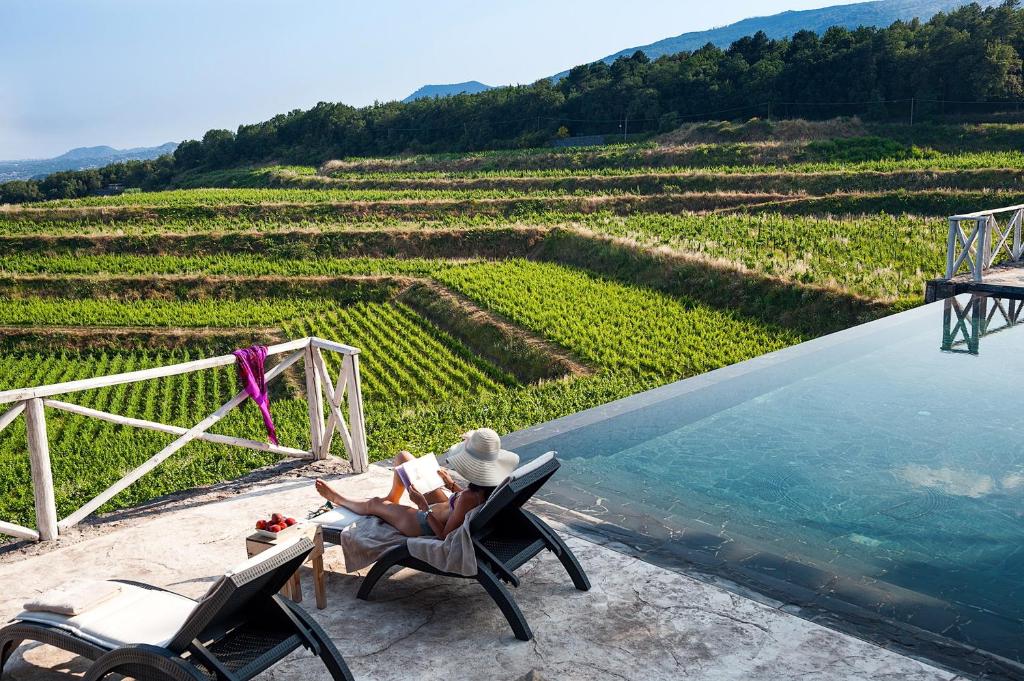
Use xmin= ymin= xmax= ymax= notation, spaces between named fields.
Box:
xmin=255 ymin=512 xmax=298 ymax=538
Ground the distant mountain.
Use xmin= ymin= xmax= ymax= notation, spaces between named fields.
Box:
xmin=0 ymin=142 xmax=178 ymax=183
xmin=552 ymin=0 xmax=1001 ymax=78
xmin=402 ymin=81 xmax=494 ymax=103
xmin=55 ymin=145 xmax=123 ymax=161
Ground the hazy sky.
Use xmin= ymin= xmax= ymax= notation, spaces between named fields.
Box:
xmin=0 ymin=0 xmax=862 ymax=159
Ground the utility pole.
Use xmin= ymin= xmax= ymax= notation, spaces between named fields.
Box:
xmin=766 ymin=101 xmax=772 ymax=121
xmin=909 ymin=97 xmax=915 ymax=126
xmin=623 ymin=113 xmax=628 ymax=142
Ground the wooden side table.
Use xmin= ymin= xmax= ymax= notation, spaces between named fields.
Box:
xmin=245 ymin=524 xmax=327 ymax=609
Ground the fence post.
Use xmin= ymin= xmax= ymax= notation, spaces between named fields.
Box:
xmin=25 ymin=398 xmax=58 ymax=541
xmin=346 ymin=354 xmax=369 ymax=474
xmin=1014 ymin=208 xmax=1023 ymax=262
xmin=304 ymin=344 xmax=325 ymax=459
xmin=945 ymin=218 xmax=958 ymax=278
xmin=973 ymin=217 xmax=988 ymax=282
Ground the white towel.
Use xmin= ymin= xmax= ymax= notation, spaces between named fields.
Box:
xmin=335 ymin=507 xmax=480 ymax=576
xmin=24 ymin=580 xmax=122 ymax=616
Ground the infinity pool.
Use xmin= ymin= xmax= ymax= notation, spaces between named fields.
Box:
xmin=504 ymin=293 xmax=1024 ymax=678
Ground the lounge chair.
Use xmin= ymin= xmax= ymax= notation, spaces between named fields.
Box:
xmin=347 ymin=452 xmax=590 ymax=641
xmin=0 ymin=537 xmax=354 ymax=681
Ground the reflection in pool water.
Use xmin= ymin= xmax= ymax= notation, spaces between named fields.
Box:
xmin=505 ymin=293 xmax=1024 ymax=678
xmin=942 ymin=294 xmax=1024 ymax=355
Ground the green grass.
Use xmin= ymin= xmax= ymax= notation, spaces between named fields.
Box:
xmin=0 ymin=216 xmax=438 ymax=236
xmin=279 ymin=301 xmax=513 ymax=406
xmin=0 ymin=299 xmax=340 ymax=328
xmin=0 ymin=254 xmax=460 ymax=277
xmin=436 ymin=260 xmax=799 ymax=380
xmin=321 ymin=151 xmax=1024 ymax=179
xmin=0 ymin=209 xmax=950 ymax=303
xmin=34 ymin=186 xmax=608 ymax=208
xmin=580 ymin=212 xmax=947 ymax=302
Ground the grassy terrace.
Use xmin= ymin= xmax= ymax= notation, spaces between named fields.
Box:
xmin=0 ymin=124 xmax=1000 ymax=535
xmin=33 ymin=187 xmax=620 ymax=207
xmin=0 ymin=213 xmax=948 ymax=302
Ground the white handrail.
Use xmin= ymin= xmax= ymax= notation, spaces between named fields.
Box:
xmin=945 ymin=206 xmax=1024 ymax=281
xmin=0 ymin=336 xmax=359 ymax=406
xmin=0 ymin=336 xmax=369 ymax=541
xmin=949 ymin=203 xmax=1024 ymax=220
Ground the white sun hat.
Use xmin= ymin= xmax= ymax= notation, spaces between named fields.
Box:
xmin=440 ymin=428 xmax=520 ymax=487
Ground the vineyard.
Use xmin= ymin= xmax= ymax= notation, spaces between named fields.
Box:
xmin=0 ymin=118 xmax=1004 ymax=538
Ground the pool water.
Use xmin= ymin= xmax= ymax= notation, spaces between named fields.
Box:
xmin=504 ymin=294 xmax=1024 ymax=677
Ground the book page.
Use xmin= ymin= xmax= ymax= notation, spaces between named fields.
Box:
xmin=396 ymin=453 xmax=445 ymax=493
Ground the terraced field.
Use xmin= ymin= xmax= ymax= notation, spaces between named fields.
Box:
xmin=0 ymin=121 xmax=1010 ymax=537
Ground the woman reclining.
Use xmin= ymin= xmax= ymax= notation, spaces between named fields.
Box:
xmin=315 ymin=428 xmax=519 ymax=540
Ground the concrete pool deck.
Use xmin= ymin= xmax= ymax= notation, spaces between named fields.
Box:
xmin=0 ymin=462 xmax=961 ymax=681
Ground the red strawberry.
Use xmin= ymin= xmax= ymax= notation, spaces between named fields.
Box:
xmin=256 ymin=519 xmax=267 ymax=530
xmin=285 ymin=517 xmax=297 ymax=526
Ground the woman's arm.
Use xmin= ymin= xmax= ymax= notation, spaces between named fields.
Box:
xmin=429 ymin=490 xmax=477 ymax=540
xmin=438 ymin=468 xmax=463 ymax=493
xmin=407 ymin=485 xmax=430 ymax=511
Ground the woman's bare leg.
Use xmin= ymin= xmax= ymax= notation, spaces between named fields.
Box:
xmin=314 ymin=481 xmax=423 ymax=536
xmin=385 ymin=451 xmax=415 ymax=503
xmin=364 ymin=498 xmax=423 ymax=537
xmin=315 ymin=479 xmax=369 ymax=512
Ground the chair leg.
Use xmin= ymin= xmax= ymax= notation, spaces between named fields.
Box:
xmin=476 ymin=563 xmax=533 ymax=641
xmin=282 ymin=600 xmax=356 ymax=681
xmin=547 ymin=533 xmax=591 ymax=591
xmin=522 ymin=510 xmax=591 ymax=591
xmin=357 ymin=544 xmax=411 ymax=600
xmin=83 ymin=647 xmax=207 ymax=681
xmin=0 ymin=634 xmax=23 ymax=678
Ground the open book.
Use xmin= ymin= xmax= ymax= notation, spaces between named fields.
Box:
xmin=395 ymin=453 xmax=445 ymax=494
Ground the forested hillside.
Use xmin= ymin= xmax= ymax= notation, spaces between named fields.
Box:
xmin=3 ymin=1 xmax=1023 ymax=203
xmin=559 ymin=0 xmax=1002 ymax=75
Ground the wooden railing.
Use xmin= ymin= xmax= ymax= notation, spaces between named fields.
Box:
xmin=946 ymin=204 xmax=1024 ymax=281
xmin=0 ymin=337 xmax=368 ymax=542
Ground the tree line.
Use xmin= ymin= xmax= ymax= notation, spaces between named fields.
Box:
xmin=4 ymin=1 xmax=1024 ymax=204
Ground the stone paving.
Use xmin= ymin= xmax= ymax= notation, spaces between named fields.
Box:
xmin=0 ymin=463 xmax=961 ymax=681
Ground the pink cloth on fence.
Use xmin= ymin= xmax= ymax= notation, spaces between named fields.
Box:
xmin=232 ymin=345 xmax=278 ymax=445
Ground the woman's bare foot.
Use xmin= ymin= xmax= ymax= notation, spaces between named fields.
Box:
xmin=315 ymin=479 xmax=347 ymax=506
xmin=315 ymin=479 xmax=378 ymax=515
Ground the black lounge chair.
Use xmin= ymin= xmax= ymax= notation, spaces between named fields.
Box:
xmin=0 ymin=537 xmax=354 ymax=681
xmin=347 ymin=451 xmax=590 ymax=641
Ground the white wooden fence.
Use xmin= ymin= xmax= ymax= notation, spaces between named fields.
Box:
xmin=0 ymin=336 xmax=368 ymax=542
xmin=946 ymin=204 xmax=1024 ymax=281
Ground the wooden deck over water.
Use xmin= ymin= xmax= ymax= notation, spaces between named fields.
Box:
xmin=925 ymin=261 xmax=1024 ymax=302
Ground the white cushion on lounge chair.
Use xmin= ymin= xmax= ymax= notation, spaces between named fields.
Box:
xmin=507 ymin=451 xmax=556 ymax=481
xmin=478 ymin=452 xmax=557 ymax=513
xmin=24 ymin=579 xmax=122 ymax=616
xmin=14 ymin=583 xmax=197 ymax=649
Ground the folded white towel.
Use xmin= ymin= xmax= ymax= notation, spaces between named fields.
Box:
xmin=24 ymin=580 xmax=122 ymax=616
